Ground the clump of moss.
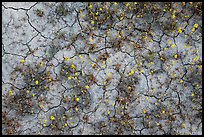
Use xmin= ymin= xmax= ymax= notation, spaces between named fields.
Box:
xmin=36 ymin=9 xmax=44 ymax=17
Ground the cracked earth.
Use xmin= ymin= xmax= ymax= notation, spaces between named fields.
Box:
xmin=2 ymin=2 xmax=202 ymax=135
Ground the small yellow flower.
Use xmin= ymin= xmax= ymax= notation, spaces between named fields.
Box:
xmin=44 ymin=120 xmax=47 ymax=123
xmin=178 ymin=27 xmax=182 ymax=33
xmin=9 ymin=90 xmax=13 ymax=96
xmin=96 ymin=12 xmax=99 ymax=15
xmin=171 ymin=44 xmax=175 ymax=48
xmin=191 ymin=27 xmax=195 ymax=32
xmin=91 ymin=64 xmax=95 ymax=67
xmin=43 ymin=124 xmax=46 ymax=127
xmin=71 ymin=64 xmax=76 ymax=69
xmin=156 ymin=122 xmax=160 ymax=126
xmin=189 ymin=2 xmax=193 ymax=5
xmin=20 ymin=59 xmax=25 ymax=63
xmin=88 ymin=4 xmax=92 ymax=8
xmin=143 ymin=110 xmax=147 ymax=114
xmin=140 ymin=69 xmax=144 ymax=73
xmin=40 ymin=61 xmax=44 ymax=66
xmin=32 ymin=94 xmax=35 ymax=97
xmin=85 ymin=85 xmax=89 ymax=89
xmin=162 ymin=110 xmax=165 ymax=114
xmin=35 ymin=80 xmax=39 ymax=85
xmin=68 ymin=76 xmax=72 ymax=80
xmin=64 ymin=123 xmax=68 ymax=127
xmin=65 ymin=57 xmax=70 ymax=61
xmin=172 ymin=14 xmax=176 ymax=19
xmin=91 ymin=20 xmax=94 ymax=24
xmin=107 ymin=110 xmax=111 ymax=115
xmin=114 ymin=2 xmax=117 ymax=5
xmin=150 ymin=62 xmax=154 ymax=65
xmin=26 ymin=90 xmax=30 ymax=93
xmin=128 ymin=69 xmax=134 ymax=76
xmin=180 ymin=80 xmax=184 ymax=83
xmin=191 ymin=93 xmax=194 ymax=97
xmin=75 ymin=107 xmax=79 ymax=111
xmin=99 ymin=8 xmax=102 ymax=11
xmin=107 ymin=72 xmax=111 ymax=77
xmin=89 ymin=37 xmax=93 ymax=42
xmin=76 ymin=97 xmax=79 ymax=102
xmin=79 ymin=55 xmax=83 ymax=58
xmin=194 ymin=24 xmax=198 ymax=28
xmin=50 ymin=116 xmax=55 ymax=121
xmin=174 ymin=54 xmax=178 ymax=59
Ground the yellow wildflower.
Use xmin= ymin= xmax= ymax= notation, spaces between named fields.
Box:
xmin=107 ymin=110 xmax=111 ymax=115
xmin=75 ymin=107 xmax=79 ymax=111
xmin=172 ymin=14 xmax=176 ymax=19
xmin=191 ymin=93 xmax=194 ymax=97
xmin=50 ymin=116 xmax=55 ymax=121
xmin=76 ymin=97 xmax=79 ymax=102
xmin=171 ymin=44 xmax=175 ymax=48
xmin=71 ymin=64 xmax=76 ymax=69
xmin=40 ymin=61 xmax=44 ymax=66
xmin=150 ymin=62 xmax=154 ymax=65
xmin=9 ymin=90 xmax=13 ymax=96
xmin=91 ymin=20 xmax=94 ymax=24
xmin=178 ymin=27 xmax=182 ymax=33
xmin=88 ymin=4 xmax=92 ymax=8
xmin=128 ymin=69 xmax=134 ymax=76
xmin=89 ymin=37 xmax=93 ymax=42
xmin=180 ymin=80 xmax=184 ymax=83
xmin=174 ymin=54 xmax=178 ymax=59
xmin=20 ymin=59 xmax=25 ymax=63
xmin=79 ymin=55 xmax=83 ymax=58
xmin=194 ymin=24 xmax=198 ymax=28
xmin=68 ymin=76 xmax=72 ymax=80
xmin=107 ymin=72 xmax=111 ymax=77
xmin=64 ymin=57 xmax=70 ymax=61
xmin=35 ymin=80 xmax=39 ymax=85
xmin=120 ymin=17 xmax=123 ymax=20
xmin=85 ymin=85 xmax=89 ymax=89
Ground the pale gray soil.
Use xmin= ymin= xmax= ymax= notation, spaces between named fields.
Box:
xmin=2 ymin=2 xmax=202 ymax=135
